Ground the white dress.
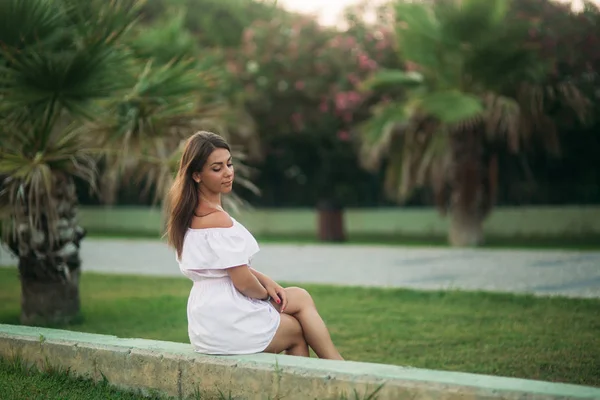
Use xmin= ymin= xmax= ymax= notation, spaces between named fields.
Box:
xmin=177 ymin=216 xmax=280 ymax=355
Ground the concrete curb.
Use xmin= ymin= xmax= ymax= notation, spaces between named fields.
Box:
xmin=1 ymin=324 xmax=599 ymax=400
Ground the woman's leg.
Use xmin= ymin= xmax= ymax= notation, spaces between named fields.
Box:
xmin=280 ymin=287 xmax=343 ymax=360
xmin=263 ymin=313 xmax=309 ymax=356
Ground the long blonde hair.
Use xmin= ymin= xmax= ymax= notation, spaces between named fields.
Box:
xmin=165 ymin=131 xmax=231 ymax=258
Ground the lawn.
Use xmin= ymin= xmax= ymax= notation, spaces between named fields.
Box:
xmin=0 ymin=267 xmax=599 ymax=388
xmin=0 ymin=357 xmax=158 ymax=400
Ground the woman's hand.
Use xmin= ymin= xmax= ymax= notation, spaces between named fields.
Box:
xmin=249 ymin=268 xmax=288 ymax=312
xmin=263 ymin=278 xmax=287 ymax=312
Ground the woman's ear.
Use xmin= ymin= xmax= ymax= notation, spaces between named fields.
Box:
xmin=192 ymin=172 xmax=201 ymax=183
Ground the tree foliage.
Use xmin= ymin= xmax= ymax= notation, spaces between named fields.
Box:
xmin=233 ymin=12 xmax=398 ymax=204
xmin=358 ymin=0 xmax=591 ymax=245
xmin=360 ymin=0 xmax=590 ymax=206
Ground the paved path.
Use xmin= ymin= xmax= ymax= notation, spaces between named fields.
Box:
xmin=1 ymin=239 xmax=599 ymax=298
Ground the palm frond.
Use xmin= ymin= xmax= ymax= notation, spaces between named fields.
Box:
xmin=416 ymin=127 xmax=450 ymax=187
xmin=553 ymin=81 xmax=590 ymax=123
xmin=89 ymin=54 xmax=258 ymax=208
xmin=516 ymin=81 xmax=590 ymax=156
xmin=387 ymin=117 xmax=446 ymax=202
xmin=394 ymin=2 xmax=442 ymax=71
xmin=438 ymin=0 xmax=510 ymax=43
xmin=128 ymin=9 xmax=199 ymax=64
xmin=361 ymin=102 xmax=408 ymax=146
xmin=382 ymin=133 xmax=405 ymax=201
xmin=0 ymin=0 xmax=66 ymax=51
xmin=0 ymin=46 xmax=130 ymax=120
xmin=358 ymin=101 xmax=408 ymax=170
xmin=467 ymin=33 xmax=547 ymax=91
xmin=0 ymin=122 xmax=97 ymax=245
xmin=0 ymin=0 xmax=139 ymax=127
xmin=483 ymin=93 xmax=520 ymax=151
xmin=419 ymin=91 xmax=483 ymax=123
xmin=360 ymin=69 xmax=424 ymax=92
xmin=62 ymin=0 xmax=142 ymax=46
xmin=91 ymin=59 xmax=202 ymax=187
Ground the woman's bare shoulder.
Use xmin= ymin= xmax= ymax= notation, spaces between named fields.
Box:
xmin=190 ymin=210 xmax=234 ymax=229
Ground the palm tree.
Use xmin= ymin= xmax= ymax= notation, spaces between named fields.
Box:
xmin=0 ymin=0 xmax=253 ymax=325
xmin=359 ymin=0 xmax=588 ymax=246
xmin=0 ymin=0 xmax=142 ymax=325
xmin=92 ymin=57 xmax=260 ymax=213
xmin=95 ymin=9 xmax=260 ymax=212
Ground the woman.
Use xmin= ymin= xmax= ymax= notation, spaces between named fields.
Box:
xmin=166 ymin=131 xmax=343 ymax=359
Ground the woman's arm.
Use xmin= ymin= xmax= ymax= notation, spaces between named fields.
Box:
xmin=250 ymin=268 xmax=271 ymax=286
xmin=227 ymin=265 xmax=269 ymax=300
xmin=250 ymin=268 xmax=287 ymax=311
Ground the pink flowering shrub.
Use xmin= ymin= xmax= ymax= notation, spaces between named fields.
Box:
xmin=510 ymin=0 xmax=600 ymax=79
xmin=234 ymin=15 xmax=396 ymax=142
xmin=231 ymin=13 xmax=399 ymax=207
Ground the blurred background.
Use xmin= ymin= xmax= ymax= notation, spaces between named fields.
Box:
xmin=52 ymin=0 xmax=599 ymax=247
xmin=1 ymin=0 xmax=600 ymax=249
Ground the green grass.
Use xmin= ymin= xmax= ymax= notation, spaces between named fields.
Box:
xmin=85 ymin=230 xmax=600 ymax=251
xmin=0 ymin=357 xmax=243 ymax=399
xmin=0 ymin=357 xmax=159 ymax=400
xmin=1 ymin=268 xmax=599 ymax=388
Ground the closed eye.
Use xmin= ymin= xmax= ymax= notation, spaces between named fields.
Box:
xmin=210 ymin=158 xmax=233 ymax=171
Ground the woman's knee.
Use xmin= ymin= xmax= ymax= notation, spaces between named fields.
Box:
xmin=284 ymin=287 xmax=315 ymax=314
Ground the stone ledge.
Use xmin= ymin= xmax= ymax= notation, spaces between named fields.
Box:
xmin=0 ymin=324 xmax=598 ymax=400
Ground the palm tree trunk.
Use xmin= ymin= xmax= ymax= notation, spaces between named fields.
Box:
xmin=448 ymin=206 xmax=484 ymax=247
xmin=20 ymin=261 xmax=81 ymax=325
xmin=10 ymin=176 xmax=86 ymax=326
xmin=448 ymin=127 xmax=486 ymax=247
xmin=317 ymin=199 xmax=346 ymax=242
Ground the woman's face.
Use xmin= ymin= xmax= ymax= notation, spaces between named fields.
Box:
xmin=193 ymin=148 xmax=234 ymax=194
